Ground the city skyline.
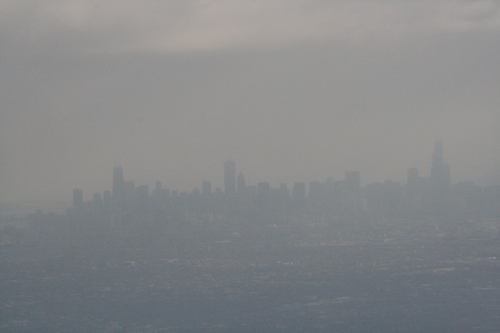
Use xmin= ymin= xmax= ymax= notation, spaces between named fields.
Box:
xmin=28 ymin=138 xmax=496 ymax=233
xmin=2 ymin=2 xmax=500 ymax=203
xmin=4 ymin=139 xmax=497 ymax=207
xmin=71 ymin=141 xmax=459 ymax=203
xmin=1 ymin=136 xmax=498 ymax=206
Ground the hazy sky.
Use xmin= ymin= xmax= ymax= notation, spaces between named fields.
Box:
xmin=1 ymin=0 xmax=500 ymax=203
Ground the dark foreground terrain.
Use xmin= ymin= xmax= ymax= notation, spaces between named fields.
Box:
xmin=1 ymin=219 xmax=500 ymax=332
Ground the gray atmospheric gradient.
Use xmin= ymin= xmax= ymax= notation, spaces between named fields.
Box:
xmin=1 ymin=0 xmax=500 ymax=204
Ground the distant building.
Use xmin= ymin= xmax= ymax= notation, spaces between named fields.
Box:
xmin=153 ymin=181 xmax=162 ymax=198
xmin=431 ymin=141 xmax=451 ymax=189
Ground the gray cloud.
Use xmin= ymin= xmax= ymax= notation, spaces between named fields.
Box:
xmin=2 ymin=1 xmax=500 ymax=56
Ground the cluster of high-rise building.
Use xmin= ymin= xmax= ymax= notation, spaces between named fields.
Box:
xmin=6 ymin=141 xmax=499 ymax=333
xmin=29 ymin=142 xmax=499 ymax=233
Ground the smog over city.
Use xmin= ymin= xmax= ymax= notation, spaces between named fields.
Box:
xmin=1 ymin=1 xmax=500 ymax=332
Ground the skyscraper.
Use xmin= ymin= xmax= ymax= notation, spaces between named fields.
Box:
xmin=224 ymin=160 xmax=236 ymax=196
xmin=431 ymin=141 xmax=451 ymax=188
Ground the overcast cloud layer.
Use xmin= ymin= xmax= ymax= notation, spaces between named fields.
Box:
xmin=3 ymin=1 xmax=500 ymax=54
xmin=1 ymin=0 xmax=500 ymax=203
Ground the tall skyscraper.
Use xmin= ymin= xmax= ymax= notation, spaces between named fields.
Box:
xmin=224 ymin=160 xmax=236 ymax=196
xmin=431 ymin=141 xmax=451 ymax=188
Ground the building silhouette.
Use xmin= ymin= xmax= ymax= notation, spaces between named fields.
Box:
xmin=431 ymin=141 xmax=451 ymax=189
xmin=41 ymin=140 xmax=500 ymax=234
